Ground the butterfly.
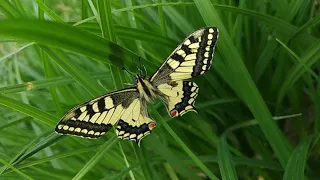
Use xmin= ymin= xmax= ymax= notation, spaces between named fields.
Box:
xmin=55 ymin=27 xmax=219 ymax=146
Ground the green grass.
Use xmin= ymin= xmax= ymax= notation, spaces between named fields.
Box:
xmin=0 ymin=0 xmax=320 ymax=179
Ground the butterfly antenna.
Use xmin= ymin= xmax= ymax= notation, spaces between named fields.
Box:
xmin=138 ymin=57 xmax=143 ymax=76
xmin=137 ymin=67 xmax=143 ymax=76
xmin=138 ymin=57 xmax=147 ymax=77
xmin=142 ymin=64 xmax=147 ymax=77
xmin=122 ymin=67 xmax=135 ymax=77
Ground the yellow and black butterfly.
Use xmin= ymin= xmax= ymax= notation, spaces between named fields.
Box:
xmin=55 ymin=27 xmax=219 ymax=145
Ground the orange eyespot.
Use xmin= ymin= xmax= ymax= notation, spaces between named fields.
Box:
xmin=170 ymin=110 xmax=178 ymax=117
xmin=148 ymin=122 xmax=157 ymax=129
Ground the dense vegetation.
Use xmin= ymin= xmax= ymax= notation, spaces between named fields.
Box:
xmin=0 ymin=0 xmax=319 ymax=179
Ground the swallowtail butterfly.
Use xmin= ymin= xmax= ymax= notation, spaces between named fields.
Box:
xmin=55 ymin=27 xmax=219 ymax=145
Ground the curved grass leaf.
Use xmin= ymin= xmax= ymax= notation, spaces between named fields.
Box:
xmin=113 ymin=3 xmax=306 ymax=39
xmin=0 ymin=73 xmax=110 ymax=94
xmin=218 ymin=113 xmax=302 ymax=180
xmin=72 ymin=136 xmax=119 ymax=180
xmin=109 ymin=163 xmax=140 ymax=180
xmin=213 ymin=5 xmax=297 ymax=35
xmin=114 ymin=2 xmax=193 ymax=13
xmin=193 ymin=0 xmax=292 ymax=167
xmin=0 ymin=19 xmax=138 ymax=71
xmin=275 ymin=38 xmax=318 ymax=79
xmin=0 ymin=130 xmax=45 ymax=174
xmin=197 ymin=98 xmax=239 ymax=109
xmin=40 ymin=46 xmax=106 ymax=96
xmin=277 ymin=39 xmax=320 ymax=106
xmin=0 ymin=159 xmax=32 ymax=180
xmin=214 ymin=115 xmax=301 ymax=180
xmin=283 ymin=136 xmax=313 ymax=180
xmin=218 ymin=136 xmax=238 ymax=180
xmin=0 ymin=95 xmax=57 ymax=127
xmin=11 ymin=133 xmax=64 ymax=166
xmin=153 ymin=110 xmax=219 ymax=180
xmin=115 ymin=26 xmax=177 ymax=48
xmin=254 ymin=39 xmax=279 ymax=82
xmin=145 ymin=135 xmax=201 ymax=180
xmin=0 ymin=117 xmax=31 ymax=130
xmin=183 ymin=155 xmax=283 ymax=171
xmin=291 ymin=13 xmax=320 ymax=39
xmin=33 ymin=0 xmax=64 ymax=23
xmin=0 ymin=1 xmax=22 ymax=18
xmin=0 ymin=42 xmax=34 ymax=62
xmin=5 ymin=144 xmax=100 ymax=173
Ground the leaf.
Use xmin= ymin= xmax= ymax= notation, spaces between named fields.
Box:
xmin=218 ymin=136 xmax=238 ymax=180
xmin=72 ymin=136 xmax=119 ymax=180
xmin=0 ymin=95 xmax=57 ymax=127
xmin=277 ymin=39 xmax=320 ymax=106
xmin=193 ymin=0 xmax=292 ymax=167
xmin=153 ymin=110 xmax=219 ymax=180
xmin=0 ymin=19 xmax=137 ymax=71
xmin=283 ymin=136 xmax=313 ymax=180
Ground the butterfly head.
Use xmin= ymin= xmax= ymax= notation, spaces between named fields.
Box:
xmin=135 ymin=74 xmax=148 ymax=87
xmin=135 ymin=74 xmax=144 ymax=84
xmin=136 ymin=74 xmax=146 ymax=81
xmin=136 ymin=74 xmax=156 ymax=102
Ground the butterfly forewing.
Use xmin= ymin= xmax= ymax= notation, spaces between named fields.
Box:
xmin=55 ymin=88 xmax=139 ymax=138
xmin=150 ymin=27 xmax=219 ymax=86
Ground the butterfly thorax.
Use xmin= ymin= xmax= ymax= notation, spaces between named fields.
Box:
xmin=136 ymin=75 xmax=157 ymax=102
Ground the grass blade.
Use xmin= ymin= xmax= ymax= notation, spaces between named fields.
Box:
xmin=72 ymin=136 xmax=119 ymax=180
xmin=0 ymin=19 xmax=137 ymax=71
xmin=218 ymin=136 xmax=238 ymax=180
xmin=283 ymin=136 xmax=313 ymax=180
xmin=0 ymin=95 xmax=57 ymax=126
xmin=193 ymin=0 xmax=292 ymax=167
xmin=40 ymin=46 xmax=105 ymax=96
xmin=277 ymin=39 xmax=320 ymax=106
xmin=153 ymin=111 xmax=219 ymax=180
xmin=0 ymin=159 xmax=32 ymax=180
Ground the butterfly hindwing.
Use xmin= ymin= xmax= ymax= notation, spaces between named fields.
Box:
xmin=116 ymin=99 xmax=156 ymax=146
xmin=55 ymin=88 xmax=139 ymax=138
xmin=157 ymin=81 xmax=199 ymax=117
xmin=150 ymin=27 xmax=218 ymax=86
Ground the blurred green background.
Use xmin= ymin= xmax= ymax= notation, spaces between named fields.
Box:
xmin=0 ymin=0 xmax=320 ymax=179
